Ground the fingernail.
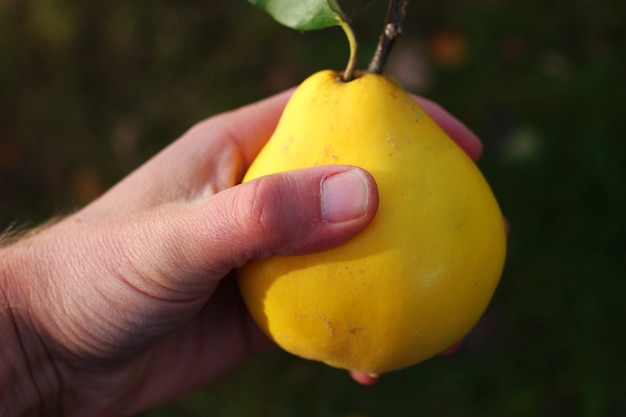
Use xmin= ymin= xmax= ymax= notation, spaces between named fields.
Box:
xmin=321 ymin=169 xmax=370 ymax=223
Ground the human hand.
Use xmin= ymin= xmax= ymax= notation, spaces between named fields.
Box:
xmin=0 ymin=89 xmax=482 ymax=416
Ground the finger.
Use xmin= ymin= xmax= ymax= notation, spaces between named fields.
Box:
xmin=347 ymin=338 xmax=462 ymax=385
xmin=92 ymin=89 xmax=296 ymax=213
xmin=349 ymin=370 xmax=379 ymax=386
xmin=209 ymin=88 xmax=295 ymax=167
xmin=127 ymin=165 xmax=378 ymax=293
xmin=439 ymin=340 xmax=463 ymax=355
xmin=158 ymin=88 xmax=295 ymax=181
xmin=415 ymin=98 xmax=509 ymax=233
xmin=166 ymin=88 xmax=295 ymax=175
xmin=414 ymin=96 xmax=483 ymax=162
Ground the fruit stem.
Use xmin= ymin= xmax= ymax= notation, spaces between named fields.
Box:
xmin=367 ymin=0 xmax=407 ymax=74
xmin=338 ymin=14 xmax=358 ymax=81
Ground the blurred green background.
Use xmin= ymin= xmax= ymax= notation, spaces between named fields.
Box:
xmin=1 ymin=0 xmax=625 ymax=415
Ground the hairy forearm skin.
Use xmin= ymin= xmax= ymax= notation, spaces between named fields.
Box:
xmin=1 ymin=229 xmax=63 ymax=416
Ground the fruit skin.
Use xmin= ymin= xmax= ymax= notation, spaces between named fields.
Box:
xmin=236 ymin=70 xmax=506 ymax=375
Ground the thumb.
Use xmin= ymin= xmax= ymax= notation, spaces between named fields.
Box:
xmin=144 ymin=165 xmax=378 ymax=287
xmin=14 ymin=166 xmax=378 ymax=361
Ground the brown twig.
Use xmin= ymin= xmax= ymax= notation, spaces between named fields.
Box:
xmin=367 ymin=0 xmax=407 ymax=74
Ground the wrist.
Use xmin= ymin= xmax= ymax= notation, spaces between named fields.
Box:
xmin=0 ymin=241 xmax=63 ymax=416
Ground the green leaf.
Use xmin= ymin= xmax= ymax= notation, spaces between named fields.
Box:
xmin=249 ymin=0 xmax=343 ymax=31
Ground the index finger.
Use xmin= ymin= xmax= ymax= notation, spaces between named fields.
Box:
xmin=414 ymin=96 xmax=483 ymax=161
xmin=215 ymin=88 xmax=483 ymax=169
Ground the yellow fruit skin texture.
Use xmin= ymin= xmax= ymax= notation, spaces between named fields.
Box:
xmin=237 ymin=70 xmax=507 ymax=375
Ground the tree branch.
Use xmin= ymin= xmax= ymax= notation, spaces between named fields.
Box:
xmin=367 ymin=0 xmax=407 ymax=74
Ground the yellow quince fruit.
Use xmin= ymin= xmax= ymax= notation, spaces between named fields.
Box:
xmin=236 ymin=70 xmax=506 ymax=375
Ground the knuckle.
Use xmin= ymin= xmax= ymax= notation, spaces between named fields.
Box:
xmin=234 ymin=176 xmax=285 ymax=244
xmin=226 ymin=172 xmax=322 ymax=258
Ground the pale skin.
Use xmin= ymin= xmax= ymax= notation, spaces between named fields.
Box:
xmin=0 ymin=88 xmax=483 ymax=416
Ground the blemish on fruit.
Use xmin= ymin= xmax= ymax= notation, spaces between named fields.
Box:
xmin=386 ymin=134 xmax=396 ymax=156
xmin=316 ymin=313 xmax=335 ymax=336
